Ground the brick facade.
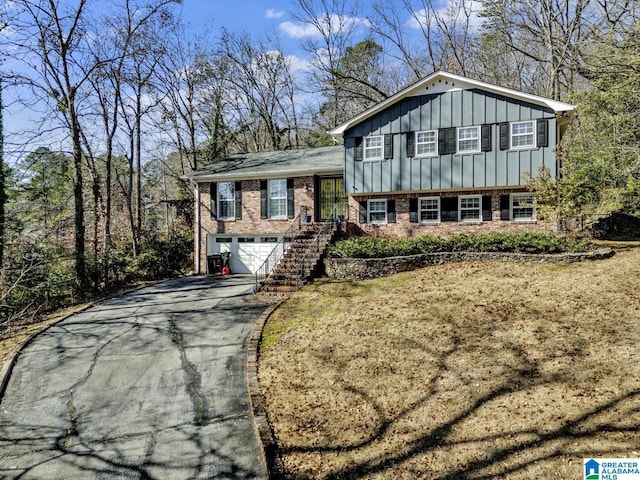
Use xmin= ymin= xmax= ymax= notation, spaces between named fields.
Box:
xmin=345 ymin=190 xmax=556 ymax=237
xmin=195 ymin=177 xmax=316 ymax=272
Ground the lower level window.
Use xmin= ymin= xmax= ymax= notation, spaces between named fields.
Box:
xmin=511 ymin=193 xmax=535 ymax=220
xmin=459 ymin=195 xmax=482 ymax=222
xmin=368 ymin=199 xmax=387 ymax=223
xmin=419 ymin=197 xmax=440 ymax=223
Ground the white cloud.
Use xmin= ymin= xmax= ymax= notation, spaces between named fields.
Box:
xmin=265 ymin=8 xmax=285 ymax=19
xmin=279 ymin=21 xmax=321 ymax=39
xmin=279 ymin=13 xmax=370 ymax=40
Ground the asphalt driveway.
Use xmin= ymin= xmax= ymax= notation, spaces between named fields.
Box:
xmin=0 ymin=275 xmax=277 ymax=479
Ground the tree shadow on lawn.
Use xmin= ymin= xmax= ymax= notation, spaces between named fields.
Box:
xmin=271 ymin=330 xmax=640 ymax=480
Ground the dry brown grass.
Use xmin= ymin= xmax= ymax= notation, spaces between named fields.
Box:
xmin=259 ymin=248 xmax=640 ymax=479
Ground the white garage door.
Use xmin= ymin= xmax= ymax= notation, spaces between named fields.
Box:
xmin=207 ymin=235 xmax=279 ymax=274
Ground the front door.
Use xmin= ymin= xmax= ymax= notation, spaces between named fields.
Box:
xmin=317 ymin=176 xmax=348 ymax=221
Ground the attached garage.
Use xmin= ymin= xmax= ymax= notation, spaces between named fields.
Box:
xmin=206 ymin=235 xmax=282 ymax=274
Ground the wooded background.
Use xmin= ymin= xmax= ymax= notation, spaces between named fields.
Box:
xmin=1 ymin=0 xmax=639 ymax=328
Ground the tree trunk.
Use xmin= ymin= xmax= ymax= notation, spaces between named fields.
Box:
xmin=0 ymin=79 xmax=4 ymax=271
xmin=70 ymin=101 xmax=88 ymax=296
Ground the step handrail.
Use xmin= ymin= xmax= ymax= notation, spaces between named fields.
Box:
xmin=255 ymin=213 xmax=303 ymax=290
xmin=296 ymin=206 xmax=338 ymax=288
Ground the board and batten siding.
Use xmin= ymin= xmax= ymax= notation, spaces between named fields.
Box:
xmin=344 ymin=89 xmax=558 ymax=194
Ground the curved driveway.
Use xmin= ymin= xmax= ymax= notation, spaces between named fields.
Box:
xmin=0 ymin=276 xmax=276 ymax=479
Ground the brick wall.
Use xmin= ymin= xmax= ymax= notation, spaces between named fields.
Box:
xmin=196 ymin=177 xmax=316 ymax=272
xmin=346 ymin=190 xmax=556 ymax=237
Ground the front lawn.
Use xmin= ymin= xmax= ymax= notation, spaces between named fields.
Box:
xmin=259 ymin=248 xmax=640 ymax=479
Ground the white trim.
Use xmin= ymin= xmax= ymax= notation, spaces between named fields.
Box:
xmin=364 ymin=135 xmax=384 ymax=161
xmin=268 ymin=178 xmax=288 ymax=219
xmin=328 ymin=70 xmax=576 ymax=136
xmin=367 ymin=198 xmax=387 ymax=224
xmin=510 ymin=192 xmax=536 ymax=221
xmin=418 ymin=196 xmax=440 ymax=223
xmin=458 ymin=194 xmax=482 ymax=222
xmin=415 ymin=130 xmax=438 ymax=157
xmin=510 ymin=120 xmax=536 ymax=150
xmin=217 ymin=181 xmax=236 ymax=220
xmin=457 ymin=126 xmax=481 ymax=154
xmin=194 ymin=182 xmax=201 ymax=274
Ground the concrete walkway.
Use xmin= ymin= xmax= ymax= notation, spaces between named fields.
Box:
xmin=0 ymin=276 xmax=277 ymax=479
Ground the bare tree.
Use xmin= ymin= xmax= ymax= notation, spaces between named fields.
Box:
xmin=368 ymin=0 xmax=482 ymax=84
xmin=218 ymin=30 xmax=301 ymax=152
xmin=8 ymin=0 xmax=101 ymax=294
xmin=477 ymin=0 xmax=640 ymax=99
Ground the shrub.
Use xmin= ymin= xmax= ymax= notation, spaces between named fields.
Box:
xmin=328 ymin=232 xmax=591 ymax=258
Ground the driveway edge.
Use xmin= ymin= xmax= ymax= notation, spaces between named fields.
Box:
xmin=247 ymin=298 xmax=287 ymax=480
xmin=0 ymin=303 xmax=95 ymax=401
xmin=0 ymin=280 xmax=164 ymax=402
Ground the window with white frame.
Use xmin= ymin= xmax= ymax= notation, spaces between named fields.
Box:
xmin=511 ymin=121 xmax=535 ymax=149
xmin=419 ymin=197 xmax=440 ymax=223
xmin=268 ymin=179 xmax=287 ymax=218
xmin=368 ymin=199 xmax=387 ymax=223
xmin=459 ymin=195 xmax=482 ymax=222
xmin=218 ymin=182 xmax=235 ymax=219
xmin=511 ymin=193 xmax=535 ymax=221
xmin=364 ymin=135 xmax=384 ymax=161
xmin=416 ymin=130 xmax=437 ymax=156
xmin=457 ymin=126 xmax=480 ymax=153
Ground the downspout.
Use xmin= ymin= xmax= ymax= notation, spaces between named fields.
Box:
xmin=193 ymin=181 xmax=201 ymax=275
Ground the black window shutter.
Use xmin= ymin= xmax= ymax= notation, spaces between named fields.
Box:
xmin=384 ymin=134 xmax=393 ymax=159
xmin=500 ymin=194 xmax=510 ymax=220
xmin=210 ymin=182 xmax=217 ymax=220
xmin=354 ymin=137 xmax=363 ymax=161
xmin=234 ymin=181 xmax=242 ymax=220
xmin=287 ymin=178 xmax=295 ymax=218
xmin=409 ymin=197 xmax=418 ymax=223
xmin=481 ymin=124 xmax=492 ymax=152
xmin=260 ymin=180 xmax=268 ymax=219
xmin=482 ymin=195 xmax=492 ymax=221
xmin=438 ymin=128 xmax=456 ymax=155
xmin=536 ymin=119 xmax=548 ymax=147
xmin=358 ymin=200 xmax=367 ymax=223
xmin=441 ymin=197 xmax=458 ymax=222
xmin=406 ymin=132 xmax=415 ymax=158
xmin=499 ymin=123 xmax=510 ymax=150
xmin=387 ymin=200 xmax=396 ymax=223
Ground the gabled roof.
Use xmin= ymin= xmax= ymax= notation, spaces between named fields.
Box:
xmin=183 ymin=145 xmax=343 ymax=182
xmin=328 ymin=70 xmax=576 ymax=136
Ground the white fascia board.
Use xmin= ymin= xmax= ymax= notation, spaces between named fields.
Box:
xmin=184 ymin=167 xmax=343 ymax=183
xmin=328 ymin=71 xmax=576 ymax=136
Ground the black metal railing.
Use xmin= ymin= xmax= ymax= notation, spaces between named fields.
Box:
xmin=255 ymin=213 xmax=303 ymax=290
xmin=295 ymin=206 xmax=338 ymax=289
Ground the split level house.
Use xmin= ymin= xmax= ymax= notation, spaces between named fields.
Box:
xmin=185 ymin=71 xmax=575 ymax=277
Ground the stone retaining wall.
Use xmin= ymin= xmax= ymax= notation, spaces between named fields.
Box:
xmin=324 ymin=248 xmax=615 ymax=281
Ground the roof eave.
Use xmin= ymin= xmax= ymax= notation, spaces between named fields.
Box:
xmin=184 ymin=166 xmax=344 ymax=183
xmin=328 ymin=71 xmax=576 ymax=137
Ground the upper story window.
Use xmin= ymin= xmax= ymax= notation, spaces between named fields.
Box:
xmin=218 ymin=182 xmax=235 ymax=219
xmin=459 ymin=195 xmax=482 ymax=222
xmin=416 ymin=130 xmax=437 ymax=156
xmin=364 ymin=135 xmax=384 ymax=161
xmin=457 ymin=126 xmax=480 ymax=153
xmin=511 ymin=121 xmax=535 ymax=149
xmin=268 ymin=179 xmax=288 ymax=218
